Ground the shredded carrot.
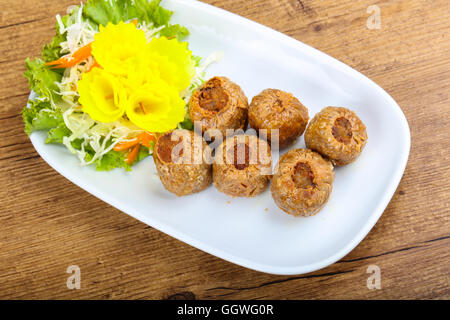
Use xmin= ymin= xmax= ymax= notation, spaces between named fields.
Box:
xmin=138 ymin=132 xmax=157 ymax=147
xmin=45 ymin=43 xmax=93 ymax=69
xmin=113 ymin=138 xmax=140 ymax=151
xmin=131 ymin=19 xmax=138 ymax=26
xmin=125 ymin=144 xmax=141 ymax=165
xmin=113 ymin=131 xmax=156 ymax=165
xmin=167 ymin=35 xmax=175 ymax=40
xmin=72 ymin=43 xmax=93 ymax=60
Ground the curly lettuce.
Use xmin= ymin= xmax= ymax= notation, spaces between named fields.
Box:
xmin=22 ymin=100 xmax=61 ymax=135
xmin=24 ymin=59 xmax=62 ymax=102
xmin=84 ymin=0 xmax=171 ymax=27
xmin=41 ymin=29 xmax=66 ymax=63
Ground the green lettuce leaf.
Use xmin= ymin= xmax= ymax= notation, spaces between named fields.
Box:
xmin=83 ymin=0 xmax=123 ymax=26
xmin=94 ymin=148 xmax=131 ymax=171
xmin=192 ymin=55 xmax=202 ymax=67
xmin=159 ymin=24 xmax=189 ymax=40
xmin=22 ymin=99 xmax=72 ymax=145
xmin=41 ymin=28 xmax=65 ymax=63
xmin=46 ymin=124 xmax=71 ymax=144
xmin=148 ymin=0 xmax=173 ymax=26
xmin=83 ymin=0 xmax=173 ymax=27
xmin=24 ymin=58 xmax=62 ymax=102
xmin=178 ymin=118 xmax=194 ymax=130
xmin=22 ymin=100 xmax=60 ymax=134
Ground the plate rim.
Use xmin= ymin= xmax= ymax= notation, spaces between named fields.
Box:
xmin=28 ymin=0 xmax=411 ymax=275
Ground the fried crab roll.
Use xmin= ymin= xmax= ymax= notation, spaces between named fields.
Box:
xmin=188 ymin=76 xmax=248 ymax=138
xmin=305 ymin=106 xmax=367 ymax=166
xmin=213 ymin=134 xmax=272 ymax=197
xmin=271 ymin=149 xmax=334 ymax=217
xmin=153 ymin=129 xmax=212 ymax=196
xmin=249 ymin=89 xmax=309 ymax=148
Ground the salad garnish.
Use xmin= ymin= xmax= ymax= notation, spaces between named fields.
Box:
xmin=22 ymin=0 xmax=221 ymax=171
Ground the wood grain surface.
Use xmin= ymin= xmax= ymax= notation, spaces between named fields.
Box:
xmin=0 ymin=0 xmax=449 ymax=300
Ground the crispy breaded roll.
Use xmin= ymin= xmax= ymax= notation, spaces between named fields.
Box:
xmin=189 ymin=76 xmax=248 ymax=138
xmin=249 ymin=89 xmax=309 ymax=148
xmin=271 ymin=149 xmax=334 ymax=217
xmin=213 ymin=134 xmax=272 ymax=197
xmin=153 ymin=129 xmax=212 ymax=196
xmin=305 ymin=106 xmax=367 ymax=166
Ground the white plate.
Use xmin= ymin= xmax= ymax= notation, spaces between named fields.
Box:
xmin=29 ymin=0 xmax=410 ymax=275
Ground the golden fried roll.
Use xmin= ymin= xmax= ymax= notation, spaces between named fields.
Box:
xmin=305 ymin=106 xmax=367 ymax=166
xmin=271 ymin=149 xmax=334 ymax=217
xmin=249 ymin=89 xmax=309 ymax=148
xmin=189 ymin=76 xmax=248 ymax=137
xmin=213 ymin=134 xmax=272 ymax=197
xmin=153 ymin=129 xmax=212 ymax=196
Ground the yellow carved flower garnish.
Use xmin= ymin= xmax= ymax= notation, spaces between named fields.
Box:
xmin=78 ymin=22 xmax=195 ymax=132
xmin=91 ymin=22 xmax=148 ymax=76
xmin=124 ymin=50 xmax=161 ymax=87
xmin=148 ymin=37 xmax=196 ymax=92
xmin=77 ymin=67 xmax=127 ymax=123
xmin=126 ymin=80 xmax=186 ymax=133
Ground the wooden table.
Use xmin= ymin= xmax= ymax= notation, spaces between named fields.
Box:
xmin=0 ymin=0 xmax=449 ymax=299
